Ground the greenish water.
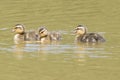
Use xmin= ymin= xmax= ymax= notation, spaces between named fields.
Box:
xmin=0 ymin=0 xmax=120 ymax=80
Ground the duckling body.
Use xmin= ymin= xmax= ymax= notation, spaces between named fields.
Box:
xmin=38 ymin=27 xmax=61 ymax=43
xmin=76 ymin=32 xmax=105 ymax=43
xmin=75 ymin=25 xmax=105 ymax=43
xmin=13 ymin=24 xmax=37 ymax=44
xmin=25 ymin=30 xmax=38 ymax=41
xmin=49 ymin=32 xmax=61 ymax=41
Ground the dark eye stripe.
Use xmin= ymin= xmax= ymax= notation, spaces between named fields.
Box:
xmin=75 ymin=28 xmax=82 ymax=30
xmin=40 ymin=31 xmax=44 ymax=33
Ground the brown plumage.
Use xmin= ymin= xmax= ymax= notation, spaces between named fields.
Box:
xmin=38 ymin=27 xmax=61 ymax=43
xmin=74 ymin=25 xmax=106 ymax=43
xmin=12 ymin=24 xmax=37 ymax=44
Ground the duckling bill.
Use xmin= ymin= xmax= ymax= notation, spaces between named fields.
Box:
xmin=74 ymin=25 xmax=106 ymax=43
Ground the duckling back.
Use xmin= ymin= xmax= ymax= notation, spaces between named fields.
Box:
xmin=25 ymin=31 xmax=38 ymax=41
xmin=49 ymin=32 xmax=61 ymax=41
xmin=81 ymin=33 xmax=106 ymax=43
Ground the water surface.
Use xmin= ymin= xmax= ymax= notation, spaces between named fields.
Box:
xmin=0 ymin=0 xmax=120 ymax=80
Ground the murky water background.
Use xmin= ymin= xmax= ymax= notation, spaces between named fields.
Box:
xmin=0 ymin=0 xmax=120 ymax=80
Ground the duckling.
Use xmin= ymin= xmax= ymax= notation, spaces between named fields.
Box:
xmin=12 ymin=24 xmax=37 ymax=44
xmin=74 ymin=25 xmax=106 ymax=43
xmin=38 ymin=27 xmax=61 ymax=43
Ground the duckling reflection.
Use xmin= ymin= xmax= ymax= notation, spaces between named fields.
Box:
xmin=74 ymin=25 xmax=106 ymax=43
xmin=12 ymin=24 xmax=37 ymax=44
xmin=37 ymin=44 xmax=50 ymax=61
xmin=13 ymin=44 xmax=25 ymax=60
xmin=38 ymin=27 xmax=61 ymax=43
xmin=73 ymin=44 xmax=87 ymax=63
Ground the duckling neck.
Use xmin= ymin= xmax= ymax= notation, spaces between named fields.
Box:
xmin=39 ymin=35 xmax=48 ymax=40
xmin=76 ymin=34 xmax=85 ymax=41
xmin=14 ymin=32 xmax=26 ymax=41
xmin=19 ymin=32 xmax=25 ymax=35
xmin=39 ymin=35 xmax=49 ymax=43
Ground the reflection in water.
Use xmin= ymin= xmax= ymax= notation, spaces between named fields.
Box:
xmin=73 ymin=42 xmax=106 ymax=64
xmin=74 ymin=44 xmax=87 ymax=64
xmin=12 ymin=41 xmax=62 ymax=60
xmin=12 ymin=40 xmax=106 ymax=64
xmin=13 ymin=44 xmax=25 ymax=60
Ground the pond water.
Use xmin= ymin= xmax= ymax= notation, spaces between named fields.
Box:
xmin=0 ymin=0 xmax=120 ymax=80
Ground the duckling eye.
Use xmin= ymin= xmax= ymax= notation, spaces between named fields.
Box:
xmin=40 ymin=31 xmax=44 ymax=34
xmin=76 ymin=28 xmax=80 ymax=30
xmin=14 ymin=27 xmax=17 ymax=29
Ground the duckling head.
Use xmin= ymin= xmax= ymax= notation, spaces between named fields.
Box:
xmin=74 ymin=24 xmax=87 ymax=36
xmin=38 ymin=27 xmax=48 ymax=37
xmin=12 ymin=24 xmax=25 ymax=34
